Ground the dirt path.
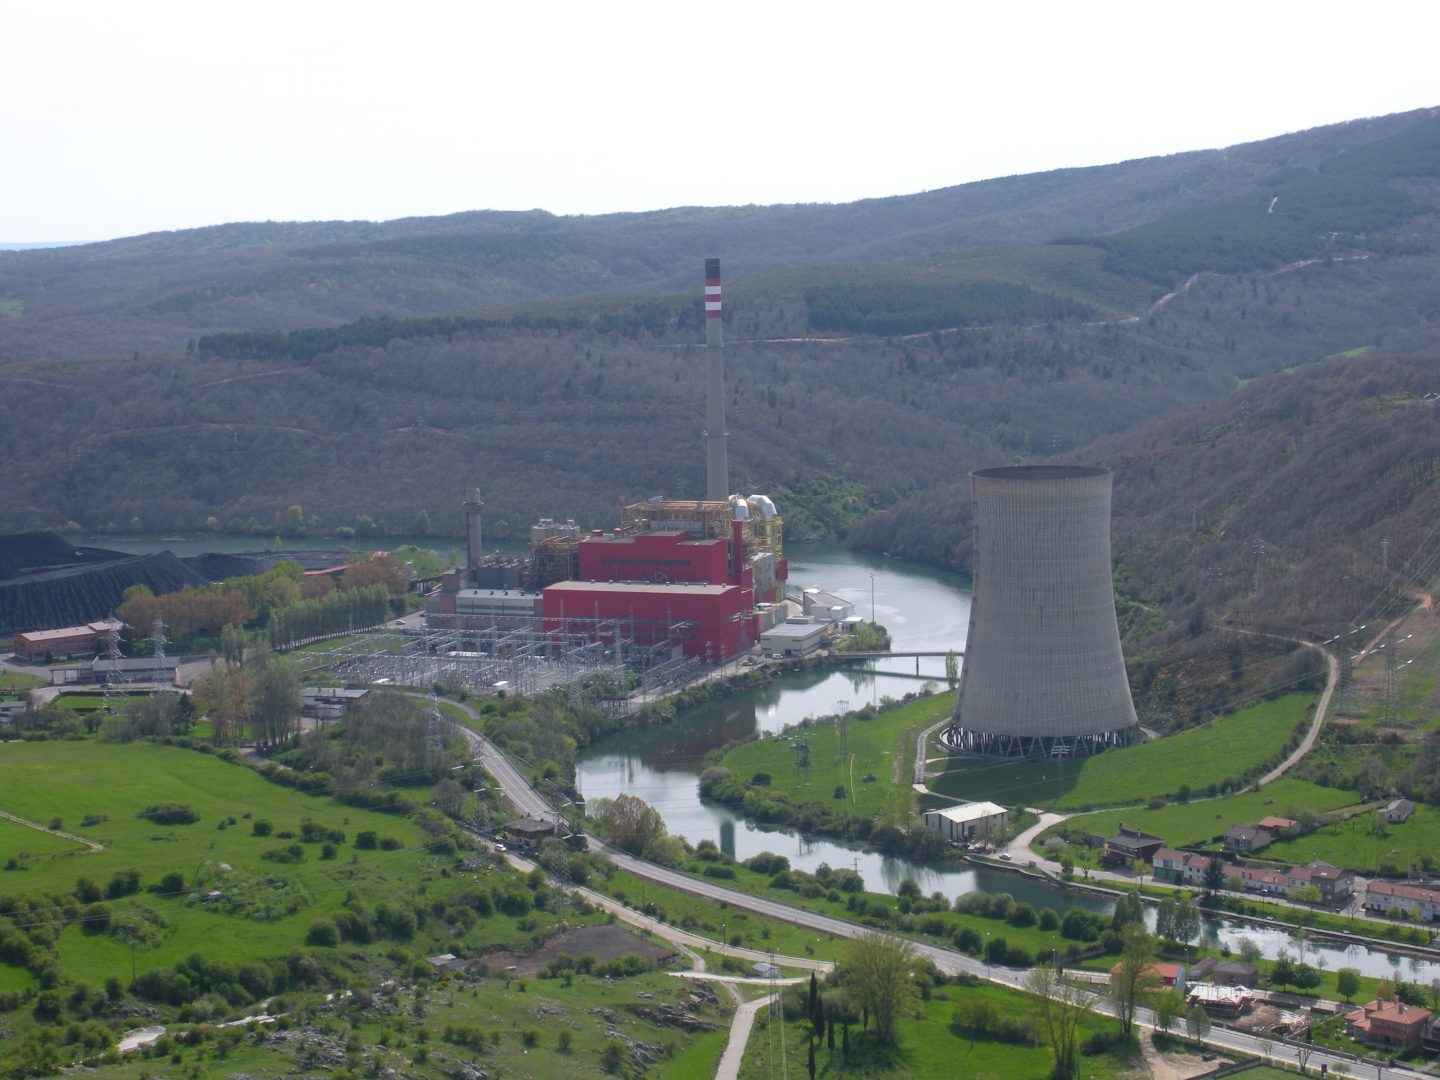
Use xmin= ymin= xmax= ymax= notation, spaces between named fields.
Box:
xmin=0 ymin=808 xmax=102 ymax=851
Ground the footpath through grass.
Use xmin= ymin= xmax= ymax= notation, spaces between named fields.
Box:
xmin=932 ymin=694 xmax=1315 ymax=812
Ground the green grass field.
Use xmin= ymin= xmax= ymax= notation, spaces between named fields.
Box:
xmin=1261 ymin=801 xmax=1440 ymax=875
xmin=1052 ymin=778 xmax=1358 ymax=850
xmin=0 ymin=740 xmax=430 ymax=982
xmin=0 ymin=735 xmax=752 ymax=1078
xmin=720 ymin=692 xmax=954 ymax=820
xmin=931 ymin=694 xmax=1314 ymax=812
xmin=737 ymin=979 xmax=1143 ymax=1079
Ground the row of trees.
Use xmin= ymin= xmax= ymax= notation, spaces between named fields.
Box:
xmin=266 ymin=582 xmax=391 ymax=647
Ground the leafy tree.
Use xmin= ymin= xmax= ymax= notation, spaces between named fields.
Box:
xmin=1172 ymin=898 xmax=1201 ymax=953
xmin=840 ymin=931 xmax=917 ymax=1047
xmin=1270 ymin=950 xmax=1296 ymax=991
xmin=1336 ymin=967 xmax=1361 ymax=1002
xmin=591 ymin=793 xmax=667 ymax=857
xmin=247 ymin=652 xmax=300 ymax=748
xmin=1155 ymin=897 xmax=1177 ymax=941
xmin=1111 ymin=923 xmax=1159 ymax=1038
xmin=1185 ymin=1003 xmax=1211 ymax=1045
xmin=1026 ymin=963 xmax=1090 ymax=1079
xmin=1291 ymin=964 xmax=1322 ymax=993
xmin=1205 ymin=857 xmax=1226 ymax=893
xmin=1111 ymin=889 xmax=1145 ymax=930
xmin=1153 ymin=988 xmax=1185 ymax=1034
xmin=193 ymin=661 xmax=249 ymax=745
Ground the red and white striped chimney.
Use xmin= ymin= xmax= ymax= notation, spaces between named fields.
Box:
xmin=704 ymin=257 xmax=728 ymax=502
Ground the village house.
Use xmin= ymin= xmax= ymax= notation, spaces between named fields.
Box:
xmin=1151 ymin=847 xmax=1212 ymax=887
xmin=1257 ymin=815 xmax=1297 ymax=835
xmin=1285 ymin=860 xmax=1354 ymax=906
xmin=1109 ymin=961 xmax=1186 ymax=994
xmin=1210 ymin=960 xmax=1260 ymax=987
xmin=1382 ymin=798 xmax=1415 ymax=824
xmin=1235 ymin=865 xmax=1289 ymax=897
xmin=1100 ymin=824 xmax=1165 ymax=867
xmin=1223 ymin=824 xmax=1273 ymax=853
xmin=1364 ymin=879 xmax=1440 ymax=922
xmin=1345 ymin=999 xmax=1432 ymax=1052
xmin=921 ymin=802 xmax=1008 ymax=845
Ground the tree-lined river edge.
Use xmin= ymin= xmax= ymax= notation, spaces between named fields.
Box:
xmin=576 ymin=546 xmax=1440 ymax=981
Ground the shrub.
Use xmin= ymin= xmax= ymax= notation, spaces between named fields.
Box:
xmin=105 ymin=869 xmax=141 ymax=899
xmin=306 ymin=918 xmax=339 ymax=947
xmin=355 ymin=831 xmax=378 ymax=850
xmin=251 ymin=820 xmax=273 ymax=837
xmin=142 ymin=803 xmax=200 ymax=826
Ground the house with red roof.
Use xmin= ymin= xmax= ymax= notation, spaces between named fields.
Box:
xmin=1345 ymin=999 xmax=1431 ymax=1051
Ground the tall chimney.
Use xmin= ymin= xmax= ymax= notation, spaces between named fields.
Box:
xmin=704 ymin=257 xmax=729 ymax=502
xmin=463 ymin=488 xmax=484 ymax=572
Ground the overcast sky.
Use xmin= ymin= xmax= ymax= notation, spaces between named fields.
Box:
xmin=6 ymin=1 xmax=1438 ymax=243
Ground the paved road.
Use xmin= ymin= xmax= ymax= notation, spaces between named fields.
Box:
xmin=445 ymin=703 xmax=1432 ymax=1079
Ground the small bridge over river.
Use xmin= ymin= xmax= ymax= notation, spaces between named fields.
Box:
xmin=825 ymin=649 xmax=961 ymax=676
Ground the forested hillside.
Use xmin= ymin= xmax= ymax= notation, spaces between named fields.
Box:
xmin=0 ymin=109 xmax=1429 ymax=363
xmin=3 ymin=106 xmax=1440 ymax=658
xmin=853 ymin=349 xmax=1440 ymax=631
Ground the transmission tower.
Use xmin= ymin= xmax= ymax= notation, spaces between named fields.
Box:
xmin=102 ymin=626 xmax=124 ymax=715
xmin=836 ymin=699 xmax=850 ymax=760
xmin=1250 ymin=537 xmax=1266 ymax=595
xmin=150 ymin=616 xmax=168 ymax=670
xmin=426 ymin=687 xmax=445 ymax=766
xmin=1383 ymin=627 xmax=1399 ymax=726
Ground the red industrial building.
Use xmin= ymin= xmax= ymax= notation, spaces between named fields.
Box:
xmin=542 ymin=517 xmax=786 ymax=660
xmin=12 ymin=619 xmax=121 ymax=661
xmin=543 ymin=580 xmax=747 ymax=661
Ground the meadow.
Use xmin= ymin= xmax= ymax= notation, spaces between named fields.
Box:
xmin=736 ymin=978 xmax=1146 ymax=1079
xmin=1050 ymin=778 xmax=1359 ymax=851
xmin=0 ymin=734 xmax=751 ymax=1078
xmin=718 ymin=691 xmax=954 ymax=820
xmin=1260 ymin=801 xmax=1440 ymax=875
xmin=931 ymin=694 xmax=1315 ymax=812
xmin=0 ymin=740 xmax=432 ymax=985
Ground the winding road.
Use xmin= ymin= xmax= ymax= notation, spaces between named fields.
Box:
xmin=444 ymin=693 xmax=1431 ymax=1079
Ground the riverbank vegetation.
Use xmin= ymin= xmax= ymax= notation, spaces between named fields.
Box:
xmin=699 ymin=689 xmax=952 ymax=858
xmin=932 ymin=693 xmax=1316 ymax=813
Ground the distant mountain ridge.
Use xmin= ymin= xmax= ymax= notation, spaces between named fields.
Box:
xmin=0 ymin=108 xmax=1431 ymax=363
xmin=3 ymin=106 xmax=1440 ymax=654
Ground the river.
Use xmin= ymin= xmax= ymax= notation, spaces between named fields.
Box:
xmin=575 ymin=545 xmax=1440 ymax=980
xmin=75 ymin=536 xmax=1438 ymax=978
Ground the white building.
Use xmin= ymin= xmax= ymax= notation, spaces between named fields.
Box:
xmin=922 ymin=801 xmax=1009 ymax=844
xmin=1364 ymin=879 xmax=1440 ymax=922
xmin=801 ymin=588 xmax=855 ymax=623
xmin=759 ymin=621 xmax=827 ymax=657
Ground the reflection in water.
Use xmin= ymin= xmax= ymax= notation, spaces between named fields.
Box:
xmin=575 ymin=546 xmax=1439 ymax=976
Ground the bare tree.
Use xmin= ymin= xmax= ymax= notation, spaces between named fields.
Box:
xmin=1027 ymin=963 xmax=1091 ymax=1079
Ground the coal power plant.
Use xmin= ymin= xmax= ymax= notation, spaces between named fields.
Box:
xmin=946 ymin=465 xmax=1140 ymax=757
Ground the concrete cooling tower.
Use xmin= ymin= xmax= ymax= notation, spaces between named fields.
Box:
xmin=948 ymin=465 xmax=1140 ymax=757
